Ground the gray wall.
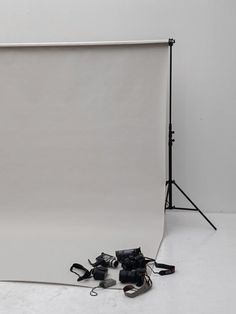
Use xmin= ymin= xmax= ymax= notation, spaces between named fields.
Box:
xmin=0 ymin=0 xmax=235 ymax=212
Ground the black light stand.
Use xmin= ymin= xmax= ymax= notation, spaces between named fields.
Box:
xmin=165 ymin=39 xmax=217 ymax=231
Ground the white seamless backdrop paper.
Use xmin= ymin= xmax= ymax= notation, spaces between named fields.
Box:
xmin=0 ymin=41 xmax=169 ymax=287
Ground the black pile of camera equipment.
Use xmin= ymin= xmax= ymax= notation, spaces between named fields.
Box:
xmin=70 ymin=247 xmax=175 ymax=298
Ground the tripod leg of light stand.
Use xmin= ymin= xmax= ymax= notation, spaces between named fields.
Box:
xmin=165 ymin=182 xmax=170 ymax=209
xmin=173 ymin=181 xmax=217 ymax=230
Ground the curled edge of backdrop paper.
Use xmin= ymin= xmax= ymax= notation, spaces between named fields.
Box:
xmin=0 ymin=40 xmax=169 ymax=287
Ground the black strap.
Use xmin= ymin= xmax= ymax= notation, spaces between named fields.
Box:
xmin=90 ymin=286 xmax=99 ymax=296
xmin=154 ymin=262 xmax=175 ymax=275
xmin=144 ymin=257 xmax=175 ymax=276
xmin=149 ymin=261 xmax=175 ymax=276
xmin=70 ymin=263 xmax=92 ymax=281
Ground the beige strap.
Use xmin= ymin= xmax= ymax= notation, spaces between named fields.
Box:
xmin=123 ymin=276 xmax=152 ymax=298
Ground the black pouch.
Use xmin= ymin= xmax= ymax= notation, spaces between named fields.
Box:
xmin=92 ymin=266 xmax=108 ymax=280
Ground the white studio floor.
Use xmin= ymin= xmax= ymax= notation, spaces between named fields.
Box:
xmin=0 ymin=211 xmax=235 ymax=314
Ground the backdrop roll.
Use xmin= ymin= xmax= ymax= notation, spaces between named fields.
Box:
xmin=0 ymin=41 xmax=169 ymax=286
